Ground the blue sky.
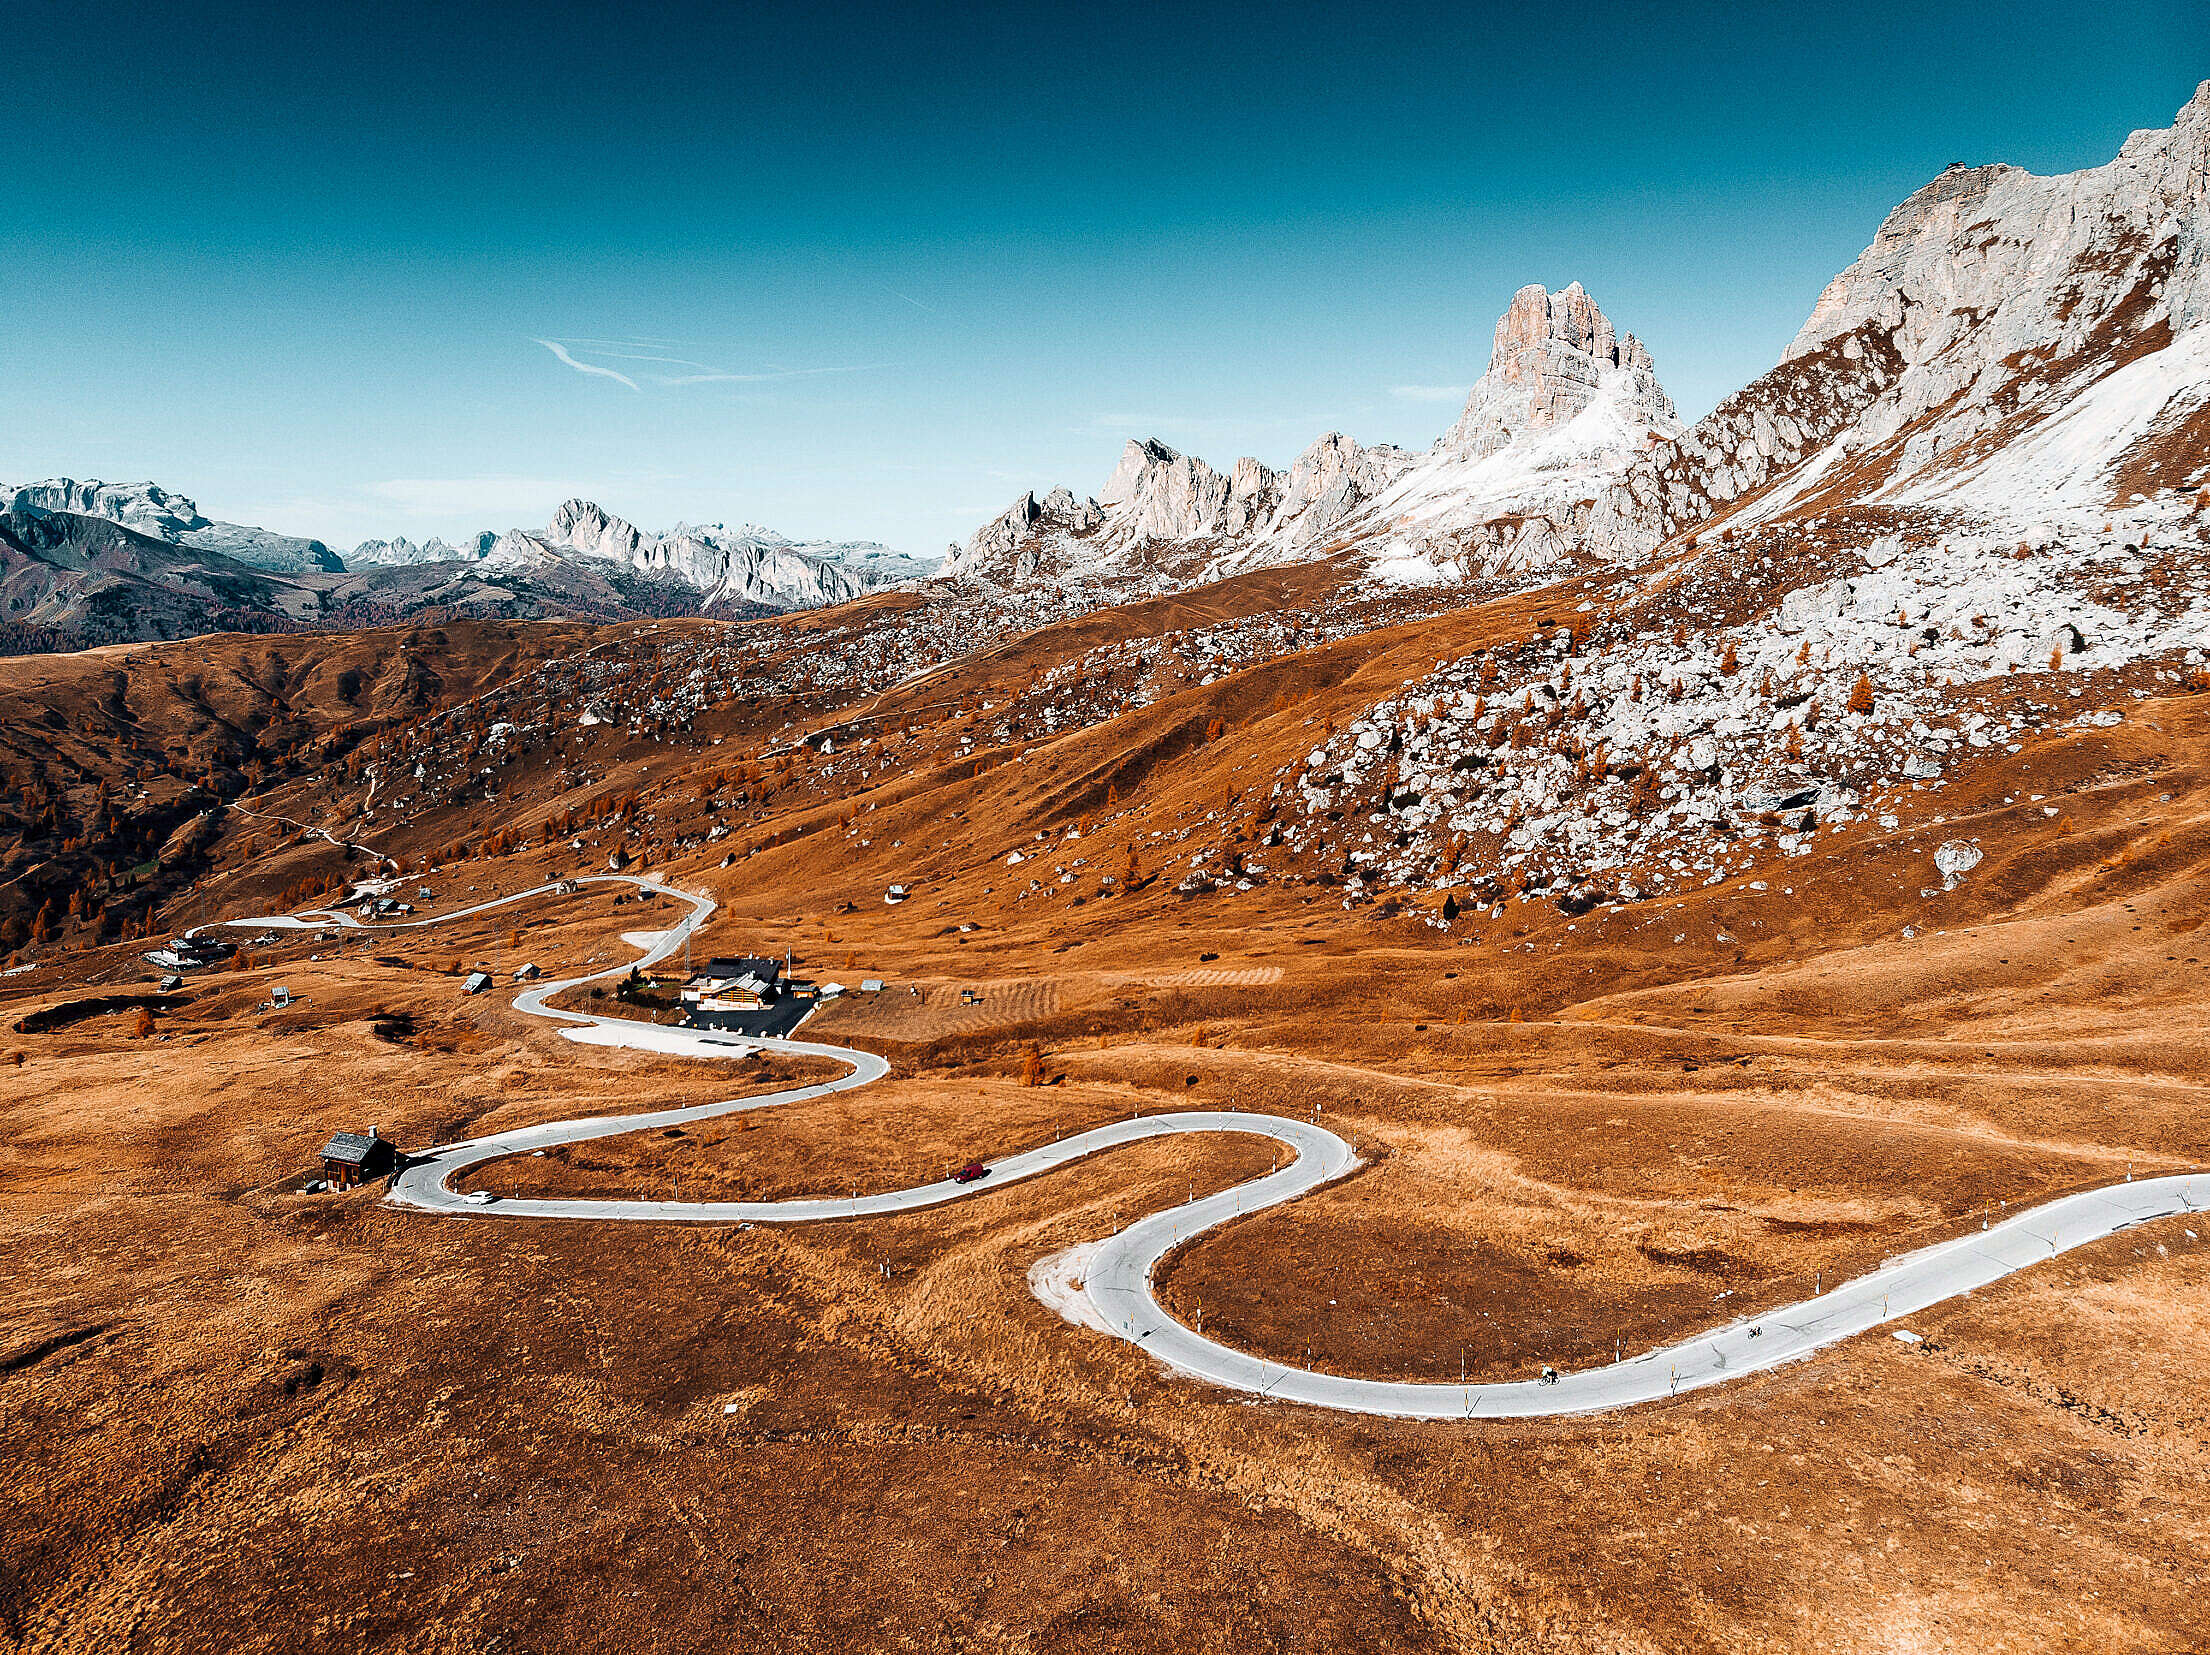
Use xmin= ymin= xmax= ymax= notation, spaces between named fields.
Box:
xmin=4 ymin=1 xmax=2203 ymax=556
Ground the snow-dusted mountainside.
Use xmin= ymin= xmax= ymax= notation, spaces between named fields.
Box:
xmin=3 ymin=479 xmax=344 ymax=574
xmin=1326 ymin=282 xmax=1682 ymax=582
xmin=0 ymin=485 xmax=934 ymax=650
xmin=346 ymin=531 xmax=499 ymax=567
xmin=947 ymin=281 xmax=1674 ymax=591
xmin=1543 ymin=78 xmax=2210 ymax=565
xmin=477 ymin=499 xmax=935 ymax=613
xmin=1736 ymin=79 xmax=2210 ymax=529
xmin=1268 ymin=81 xmax=2210 ymax=916
xmin=951 ymin=81 xmax=2210 ymax=602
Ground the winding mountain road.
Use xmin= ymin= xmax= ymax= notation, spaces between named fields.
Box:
xmin=224 ymin=875 xmax=2205 ymax=1418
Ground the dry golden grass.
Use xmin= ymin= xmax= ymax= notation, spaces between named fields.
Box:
xmin=7 ymin=604 xmax=2210 ymax=1652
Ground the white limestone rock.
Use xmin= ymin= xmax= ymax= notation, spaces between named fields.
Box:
xmin=486 ymin=499 xmax=935 ymax=611
xmin=347 ymin=531 xmax=498 ymax=566
xmin=1439 ymin=282 xmax=1678 ymax=461
xmin=5 ymin=477 xmax=344 ymax=573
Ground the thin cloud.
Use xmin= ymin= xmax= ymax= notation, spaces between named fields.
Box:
xmin=579 ymin=350 xmax=729 ymax=371
xmin=533 ymin=338 xmax=640 ymax=391
xmin=648 ymin=363 xmax=889 ymax=387
xmin=1389 ymin=383 xmax=1472 ymax=402
xmin=532 ymin=336 xmax=886 ymax=390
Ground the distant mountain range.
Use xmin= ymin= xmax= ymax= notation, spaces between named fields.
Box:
xmin=11 ymin=80 xmax=2207 ymax=657
xmin=4 ymin=478 xmax=346 ymax=575
xmin=0 ymin=483 xmax=940 ymax=653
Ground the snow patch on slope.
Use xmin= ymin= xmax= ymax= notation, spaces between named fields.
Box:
xmin=1882 ymin=327 xmax=2210 ymax=518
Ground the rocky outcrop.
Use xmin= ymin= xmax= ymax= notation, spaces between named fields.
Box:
xmin=1267 ymin=432 xmax=1421 ymax=552
xmin=1297 ymin=283 xmax=1682 ymax=583
xmin=1097 ymin=440 xmax=1262 ymax=542
xmin=950 ymin=282 xmax=1669 ymax=590
xmin=346 ymin=531 xmax=498 ymax=566
xmin=947 ymin=431 xmax=1418 ymax=587
xmin=1660 ymin=79 xmax=2210 ymax=539
xmin=954 ymin=488 xmax=1107 ymax=581
xmin=1739 ymin=79 xmax=2210 ymax=523
xmin=1788 ymin=82 xmax=2209 ymax=369
xmin=1439 ymin=281 xmax=1676 ymax=460
xmin=485 ymin=499 xmax=934 ymax=612
xmin=4 ymin=479 xmax=343 ymax=573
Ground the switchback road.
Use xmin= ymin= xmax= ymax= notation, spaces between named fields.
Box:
xmin=222 ymin=877 xmax=2205 ymax=1418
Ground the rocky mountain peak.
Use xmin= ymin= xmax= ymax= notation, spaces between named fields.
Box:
xmin=2 ymin=476 xmax=342 ymax=573
xmin=1491 ymin=281 xmax=1612 ymax=375
xmin=1788 ymin=78 xmax=2209 ymax=366
xmin=6 ymin=478 xmax=212 ymax=536
xmin=545 ymin=498 xmax=646 ymax=562
xmin=1711 ymin=76 xmax=2210 ymax=535
xmin=947 ymin=428 xmax=1424 ymax=588
xmin=1439 ymin=282 xmax=1677 ymax=461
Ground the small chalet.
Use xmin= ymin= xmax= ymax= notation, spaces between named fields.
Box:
xmin=679 ymin=954 xmax=824 ymax=1031
xmin=143 ymin=934 xmax=234 ymax=972
xmin=462 ymin=971 xmax=493 ymax=994
xmin=683 ymin=955 xmax=786 ymax=1014
xmin=318 ymin=1127 xmax=395 ymax=1189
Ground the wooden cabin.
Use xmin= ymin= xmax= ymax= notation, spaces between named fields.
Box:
xmin=317 ymin=1128 xmax=395 ymax=1189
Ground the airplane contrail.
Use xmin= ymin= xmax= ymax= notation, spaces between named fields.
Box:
xmin=532 ymin=338 xmax=641 ymax=391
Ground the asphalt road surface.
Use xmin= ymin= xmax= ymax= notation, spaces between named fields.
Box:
xmin=224 ymin=878 xmax=2206 ymax=1418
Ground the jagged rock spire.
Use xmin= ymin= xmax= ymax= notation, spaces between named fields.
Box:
xmin=1440 ymin=282 xmax=1676 ymax=461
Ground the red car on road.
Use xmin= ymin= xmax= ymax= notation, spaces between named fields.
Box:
xmin=953 ymin=1162 xmax=989 ymax=1184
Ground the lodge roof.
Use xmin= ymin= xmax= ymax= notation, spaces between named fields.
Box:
xmin=319 ymin=1129 xmax=380 ymax=1165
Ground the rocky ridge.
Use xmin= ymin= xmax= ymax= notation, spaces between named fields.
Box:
xmin=0 ymin=487 xmax=940 ymax=651
xmin=948 ymin=83 xmax=2210 ymax=600
xmin=946 ymin=430 xmax=1420 ymax=589
xmin=3 ymin=480 xmax=937 ymax=618
xmin=481 ymin=499 xmax=935 ymax=613
xmin=346 ymin=531 xmax=499 ymax=567
xmin=948 ymin=281 xmax=1675 ymax=591
xmin=1570 ymin=78 xmax=2210 ymax=558
xmin=4 ymin=479 xmax=344 ymax=574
